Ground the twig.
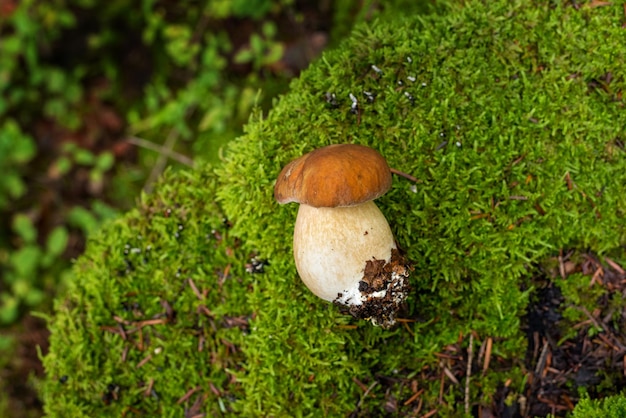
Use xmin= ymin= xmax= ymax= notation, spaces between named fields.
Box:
xmin=605 ymin=257 xmax=625 ymax=275
xmin=188 ymin=278 xmax=204 ymax=300
xmin=535 ymin=340 xmax=549 ymax=375
xmin=442 ymin=364 xmax=459 ymax=385
xmin=402 ymin=320 xmax=415 ymax=337
xmin=597 ymin=333 xmax=625 ymax=352
xmin=136 ymin=318 xmax=169 ymax=327
xmin=558 ymin=249 xmax=566 ymax=279
xmin=584 ymin=0 xmax=612 ymax=8
xmin=390 ymin=167 xmax=419 ymax=183
xmin=136 ymin=354 xmax=153 ymax=369
xmin=177 ymin=386 xmax=201 ymax=404
xmin=579 ymin=306 xmax=605 ymax=332
xmin=144 ymin=378 xmax=155 ymax=397
xmin=121 ymin=345 xmax=129 ymax=362
xmin=414 ymin=397 xmax=423 ymax=416
xmin=355 ymin=381 xmax=378 ymax=410
xmin=564 ymin=172 xmax=573 ymax=190
xmin=403 ymin=388 xmax=424 ymax=406
xmin=438 ymin=368 xmax=444 ymax=403
xmin=127 ymin=136 xmax=194 ymax=167
xmin=352 ymin=377 xmax=368 ymax=392
xmin=465 ymin=333 xmax=474 ymax=415
xmin=589 ymin=267 xmax=604 ymax=287
xmin=143 ymin=105 xmax=197 ymax=193
xmin=483 ymin=337 xmax=492 ymax=374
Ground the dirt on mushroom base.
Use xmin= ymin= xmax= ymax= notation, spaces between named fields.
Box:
xmin=335 ymin=249 xmax=412 ymax=328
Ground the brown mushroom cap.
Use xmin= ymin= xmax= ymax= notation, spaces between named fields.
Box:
xmin=274 ymin=144 xmax=392 ymax=208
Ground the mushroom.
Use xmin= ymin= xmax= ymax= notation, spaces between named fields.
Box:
xmin=274 ymin=144 xmax=412 ymax=327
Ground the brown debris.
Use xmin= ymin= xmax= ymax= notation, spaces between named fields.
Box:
xmin=143 ymin=378 xmax=155 ymax=397
xmin=184 ymin=392 xmax=208 ymax=418
xmin=521 ymin=252 xmax=626 ymax=416
xmin=336 ymin=248 xmax=413 ymax=328
xmin=177 ymin=386 xmax=201 ymax=405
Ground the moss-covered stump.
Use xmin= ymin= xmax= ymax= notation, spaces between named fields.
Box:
xmin=43 ymin=1 xmax=626 ymax=416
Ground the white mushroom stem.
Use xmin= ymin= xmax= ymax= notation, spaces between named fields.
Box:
xmin=293 ymin=201 xmax=396 ymax=305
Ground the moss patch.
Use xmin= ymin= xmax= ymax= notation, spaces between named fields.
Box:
xmin=42 ymin=170 xmax=253 ymax=416
xmin=43 ymin=0 xmax=626 ymax=416
xmin=572 ymin=392 xmax=626 ymax=418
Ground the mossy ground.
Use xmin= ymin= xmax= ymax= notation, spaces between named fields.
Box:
xmin=42 ymin=1 xmax=626 ymax=416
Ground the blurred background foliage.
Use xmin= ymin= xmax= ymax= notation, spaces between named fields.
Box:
xmin=0 ymin=0 xmax=416 ymax=415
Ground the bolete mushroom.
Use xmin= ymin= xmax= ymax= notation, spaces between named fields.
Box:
xmin=274 ymin=144 xmax=412 ymax=327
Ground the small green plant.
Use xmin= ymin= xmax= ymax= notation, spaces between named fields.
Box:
xmin=0 ymin=215 xmax=67 ymax=324
xmin=0 ymin=0 xmax=83 ymax=128
xmin=233 ymin=21 xmax=284 ymax=71
xmin=0 ymin=121 xmax=36 ymax=210
xmin=0 ymin=121 xmax=38 ymax=324
xmin=55 ymin=143 xmax=116 ymax=195
xmin=0 ymin=134 xmax=119 ymax=325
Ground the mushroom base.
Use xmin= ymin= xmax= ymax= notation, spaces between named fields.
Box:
xmin=334 ymin=249 xmax=412 ymax=328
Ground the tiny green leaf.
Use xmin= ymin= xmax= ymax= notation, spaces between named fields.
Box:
xmin=12 ymin=214 xmax=37 ymax=244
xmin=24 ymin=288 xmax=44 ymax=306
xmin=264 ymin=43 xmax=284 ymax=66
xmin=67 ymin=206 xmax=98 ymax=235
xmin=94 ymin=151 xmax=115 ymax=171
xmin=9 ymin=245 xmax=41 ymax=278
xmin=262 ymin=21 xmax=277 ymax=38
xmin=46 ymin=226 xmax=69 ymax=258
xmin=0 ymin=295 xmax=19 ymax=324
xmin=0 ymin=334 xmax=14 ymax=351
xmin=234 ymin=48 xmax=253 ymax=64
xmin=3 ymin=174 xmax=27 ymax=200
xmin=50 ymin=156 xmax=73 ymax=178
xmin=73 ymin=148 xmax=95 ymax=165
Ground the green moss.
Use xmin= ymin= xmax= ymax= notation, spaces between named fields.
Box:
xmin=571 ymin=393 xmax=626 ymax=418
xmin=43 ymin=0 xmax=626 ymax=416
xmin=42 ymin=170 xmax=253 ymax=416
xmin=558 ymin=272 xmax=606 ymax=338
